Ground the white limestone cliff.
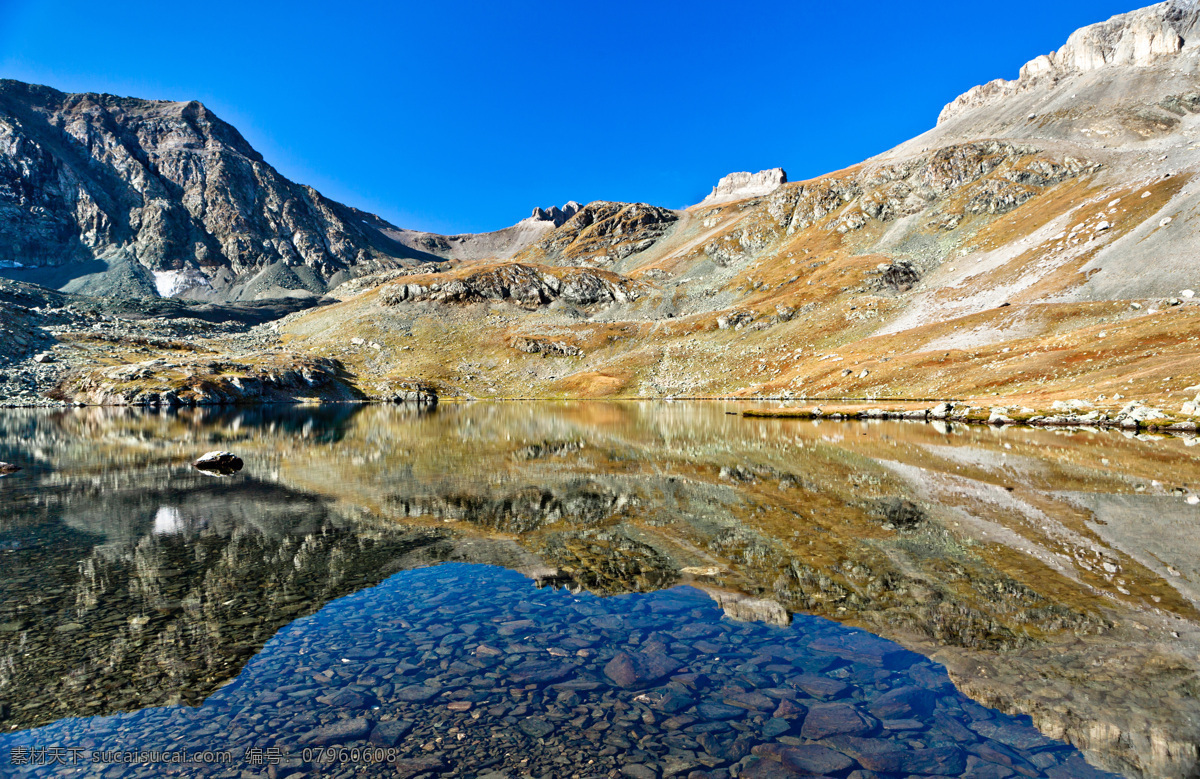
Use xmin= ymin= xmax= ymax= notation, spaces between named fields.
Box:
xmin=699 ymin=168 xmax=787 ymax=206
xmin=939 ymin=1 xmax=1200 ymax=124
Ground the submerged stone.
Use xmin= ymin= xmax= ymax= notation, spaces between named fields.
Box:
xmin=604 ymin=650 xmax=684 ymax=689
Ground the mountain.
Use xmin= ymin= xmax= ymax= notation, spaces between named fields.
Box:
xmin=0 ymin=80 xmax=430 ymax=299
xmin=0 ymin=80 xmax=578 ymax=302
xmin=7 ymin=0 xmax=1200 ymax=427
xmin=256 ymin=0 xmax=1199 ymax=415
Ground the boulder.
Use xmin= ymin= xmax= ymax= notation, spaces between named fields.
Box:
xmin=368 ymin=719 xmax=413 ymax=747
xmin=298 ymin=717 xmax=371 ymax=746
xmin=779 ymin=744 xmax=857 ymax=775
xmin=800 ymin=703 xmax=878 ymax=739
xmin=867 ymin=686 xmax=936 ymax=720
xmin=604 ymin=650 xmax=684 ymax=689
xmin=394 ymin=755 xmax=447 ymax=778
xmin=0 ymin=462 xmax=21 ymax=473
xmin=827 ymin=736 xmax=966 ymax=776
xmin=192 ymin=451 xmax=244 ymax=473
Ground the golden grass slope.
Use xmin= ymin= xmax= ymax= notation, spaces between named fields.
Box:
xmin=252 ymin=139 xmax=1199 ymax=427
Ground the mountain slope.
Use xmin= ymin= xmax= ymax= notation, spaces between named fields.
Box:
xmin=8 ymin=3 xmax=1200 ymax=417
xmin=0 ymin=81 xmax=584 ymax=302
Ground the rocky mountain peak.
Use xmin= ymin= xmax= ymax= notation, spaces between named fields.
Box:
xmin=939 ymin=1 xmax=1200 ymax=124
xmin=0 ymin=79 xmax=422 ymax=301
xmin=529 ymin=201 xmax=583 ymax=226
xmin=700 ymin=168 xmax=787 ymax=206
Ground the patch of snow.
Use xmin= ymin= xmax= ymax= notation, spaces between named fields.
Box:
xmin=153 ymin=269 xmax=212 ymax=298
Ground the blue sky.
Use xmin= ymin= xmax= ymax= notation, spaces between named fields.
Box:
xmin=0 ymin=1 xmax=1140 ymax=234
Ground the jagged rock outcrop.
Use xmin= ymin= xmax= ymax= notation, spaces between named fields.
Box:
xmin=700 ymin=168 xmax=788 ymax=205
xmin=0 ymin=80 xmax=425 ymax=301
xmin=516 ymin=201 xmax=679 ymax=266
xmin=699 ymin=587 xmax=792 ymax=625
xmin=530 ymin=201 xmax=583 ymax=225
xmin=940 ymin=1 xmax=1200 ymax=123
xmin=379 ymin=380 xmax=438 ymax=405
xmin=378 ymin=263 xmax=640 ymax=308
xmin=872 ymin=261 xmax=921 ymax=293
xmin=512 ymin=336 xmax=583 ymax=357
xmin=541 ymin=528 xmax=680 ymax=595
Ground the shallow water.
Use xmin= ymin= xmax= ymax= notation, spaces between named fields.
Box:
xmin=1 ymin=565 xmax=1117 ymax=778
xmin=1 ymin=402 xmax=1198 ymax=778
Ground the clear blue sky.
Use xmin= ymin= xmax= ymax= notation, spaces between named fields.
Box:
xmin=0 ymin=1 xmax=1141 ymax=234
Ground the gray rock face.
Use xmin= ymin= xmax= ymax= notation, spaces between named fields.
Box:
xmin=700 ymin=168 xmax=787 ymax=205
xmin=530 ymin=201 xmax=583 ymax=226
xmin=0 ymin=80 xmax=422 ymax=300
xmin=940 ymin=1 xmax=1200 ymax=123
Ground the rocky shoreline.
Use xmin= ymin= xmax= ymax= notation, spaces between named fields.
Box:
xmin=742 ymin=398 xmax=1200 ymax=434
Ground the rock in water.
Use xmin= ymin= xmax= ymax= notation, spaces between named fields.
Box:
xmin=603 ymin=650 xmax=684 ymax=689
xmin=0 ymin=462 xmax=21 ymax=473
xmin=297 ymin=717 xmax=371 ymax=746
xmin=192 ymin=451 xmax=244 ymax=473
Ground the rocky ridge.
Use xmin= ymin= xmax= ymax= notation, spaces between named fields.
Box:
xmin=4 ymin=3 xmax=1200 ymax=430
xmin=514 ymin=201 xmax=680 ymax=266
xmin=940 ymin=1 xmax=1200 ymax=123
xmin=699 ymin=168 xmax=788 ymax=206
xmin=378 ymin=201 xmax=584 ymax=263
xmin=378 ymin=263 xmax=641 ymax=308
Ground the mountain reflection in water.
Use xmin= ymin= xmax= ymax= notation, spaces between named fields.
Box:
xmin=0 ymin=402 xmax=1198 ymax=778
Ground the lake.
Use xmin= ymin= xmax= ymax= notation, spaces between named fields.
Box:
xmin=1 ymin=401 xmax=1197 ymax=778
